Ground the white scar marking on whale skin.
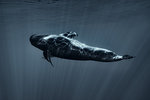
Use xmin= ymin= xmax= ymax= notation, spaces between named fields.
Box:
xmin=43 ymin=35 xmax=57 ymax=40
xmin=113 ymin=55 xmax=122 ymax=59
xmin=71 ymin=40 xmax=89 ymax=49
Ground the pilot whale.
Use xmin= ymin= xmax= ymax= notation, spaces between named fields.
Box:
xmin=30 ymin=32 xmax=134 ymax=66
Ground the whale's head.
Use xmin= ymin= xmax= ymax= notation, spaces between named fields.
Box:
xmin=30 ymin=34 xmax=48 ymax=51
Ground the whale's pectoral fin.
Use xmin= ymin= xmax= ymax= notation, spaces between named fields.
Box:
xmin=48 ymin=57 xmax=54 ymax=67
xmin=60 ymin=31 xmax=78 ymax=38
xmin=43 ymin=51 xmax=54 ymax=67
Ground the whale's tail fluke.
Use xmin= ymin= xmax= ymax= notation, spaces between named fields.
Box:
xmin=123 ymin=55 xmax=134 ymax=59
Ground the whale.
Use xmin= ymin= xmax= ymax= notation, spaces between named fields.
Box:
xmin=30 ymin=32 xmax=134 ymax=66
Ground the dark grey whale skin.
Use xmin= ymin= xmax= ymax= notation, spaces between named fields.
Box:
xmin=30 ymin=32 xmax=133 ymax=64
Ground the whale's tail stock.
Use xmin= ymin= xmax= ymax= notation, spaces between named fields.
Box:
xmin=93 ymin=51 xmax=135 ymax=62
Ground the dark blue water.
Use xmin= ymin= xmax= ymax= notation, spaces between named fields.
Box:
xmin=0 ymin=0 xmax=150 ymax=100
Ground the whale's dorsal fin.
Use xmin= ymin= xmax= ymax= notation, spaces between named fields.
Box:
xmin=59 ymin=32 xmax=78 ymax=38
xmin=43 ymin=51 xmax=54 ymax=67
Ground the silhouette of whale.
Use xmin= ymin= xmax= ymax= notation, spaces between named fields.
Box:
xmin=30 ymin=32 xmax=134 ymax=66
